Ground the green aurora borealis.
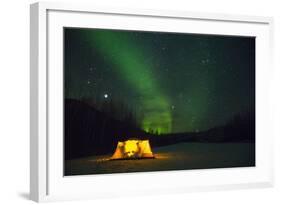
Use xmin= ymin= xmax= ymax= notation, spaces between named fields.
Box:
xmin=64 ymin=28 xmax=255 ymax=134
xmin=82 ymin=31 xmax=172 ymax=133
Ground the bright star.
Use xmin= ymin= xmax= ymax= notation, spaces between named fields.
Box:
xmin=104 ymin=94 xmax=108 ymax=98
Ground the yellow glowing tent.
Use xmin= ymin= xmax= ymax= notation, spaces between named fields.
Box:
xmin=111 ymin=139 xmax=155 ymax=160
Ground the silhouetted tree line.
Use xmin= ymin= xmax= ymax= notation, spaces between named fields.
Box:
xmin=65 ymin=98 xmax=255 ymax=160
xmin=82 ymin=97 xmax=139 ymax=128
xmin=64 ymin=98 xmax=145 ymax=159
xmin=198 ymin=112 xmax=255 ymax=143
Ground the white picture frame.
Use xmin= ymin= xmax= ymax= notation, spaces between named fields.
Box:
xmin=30 ymin=2 xmax=274 ymax=202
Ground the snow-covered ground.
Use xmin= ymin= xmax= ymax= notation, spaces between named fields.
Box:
xmin=65 ymin=142 xmax=255 ymax=176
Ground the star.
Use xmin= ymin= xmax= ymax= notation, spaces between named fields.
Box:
xmin=178 ymin=93 xmax=184 ymax=99
xmin=191 ymin=116 xmax=196 ymax=122
xmin=87 ymin=80 xmax=91 ymax=84
xmin=104 ymin=94 xmax=108 ymax=98
xmin=201 ymin=58 xmax=210 ymax=65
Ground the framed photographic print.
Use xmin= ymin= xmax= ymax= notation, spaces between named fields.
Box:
xmin=30 ymin=2 xmax=274 ymax=202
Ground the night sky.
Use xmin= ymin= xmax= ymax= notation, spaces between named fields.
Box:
xmin=64 ymin=28 xmax=255 ymax=134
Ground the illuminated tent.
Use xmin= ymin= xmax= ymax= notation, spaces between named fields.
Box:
xmin=111 ymin=139 xmax=155 ymax=160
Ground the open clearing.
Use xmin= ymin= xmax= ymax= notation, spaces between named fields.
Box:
xmin=65 ymin=142 xmax=255 ymax=176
